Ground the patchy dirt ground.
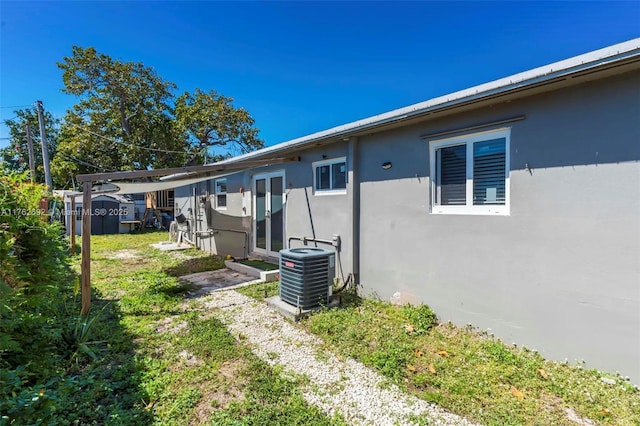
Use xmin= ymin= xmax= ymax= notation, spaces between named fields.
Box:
xmin=107 ymin=249 xmax=141 ymax=259
xmin=190 ymin=359 xmax=247 ymax=425
xmin=155 ymin=316 xmax=189 ymax=334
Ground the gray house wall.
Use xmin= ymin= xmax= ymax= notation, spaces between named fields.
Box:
xmin=250 ymin=143 xmax=353 ymax=278
xmin=174 ymin=173 xmax=251 ymax=259
xmin=172 ymin=146 xmax=351 ymax=274
xmin=170 ymin=69 xmax=639 ymax=382
xmin=173 ymin=142 xmax=354 ymax=279
xmin=357 ymin=70 xmax=640 ymax=382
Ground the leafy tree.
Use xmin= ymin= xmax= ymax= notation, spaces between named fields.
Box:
xmin=36 ymin=46 xmax=264 ymax=184
xmin=53 ymin=46 xmax=190 ymax=182
xmin=175 ymin=88 xmax=263 ymax=162
xmin=0 ymin=108 xmax=61 ymax=187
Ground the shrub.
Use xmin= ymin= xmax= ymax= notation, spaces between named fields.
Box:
xmin=0 ymin=174 xmax=77 ymax=423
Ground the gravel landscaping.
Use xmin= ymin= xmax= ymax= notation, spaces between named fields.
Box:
xmin=196 ymin=288 xmax=478 ymax=426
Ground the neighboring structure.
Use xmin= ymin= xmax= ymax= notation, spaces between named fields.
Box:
xmin=64 ymin=192 xmax=136 ymax=235
xmin=93 ymin=183 xmax=175 ymax=226
xmin=141 ymin=189 xmax=175 ymax=229
xmin=169 ymin=40 xmax=639 ymax=382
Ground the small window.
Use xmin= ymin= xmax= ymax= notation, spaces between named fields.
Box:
xmin=215 ymin=178 xmax=227 ymax=209
xmin=313 ymin=157 xmax=347 ymax=194
xmin=430 ymin=129 xmax=510 ymax=215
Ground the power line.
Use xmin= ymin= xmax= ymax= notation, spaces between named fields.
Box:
xmin=58 ymin=153 xmax=112 ymax=172
xmin=55 ymin=151 xmax=116 ymax=172
xmin=69 ymin=123 xmax=187 ymax=154
xmin=0 ymin=104 xmax=34 ymax=109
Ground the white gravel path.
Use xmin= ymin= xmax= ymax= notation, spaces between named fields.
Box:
xmin=201 ymin=289 xmax=479 ymax=426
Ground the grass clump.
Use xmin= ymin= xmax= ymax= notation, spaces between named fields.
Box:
xmin=296 ymin=294 xmax=640 ymax=425
xmin=236 ymin=280 xmax=279 ymax=300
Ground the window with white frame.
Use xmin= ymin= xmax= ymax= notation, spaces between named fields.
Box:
xmin=313 ymin=157 xmax=347 ymax=194
xmin=430 ymin=128 xmax=510 ymax=215
xmin=215 ymin=178 xmax=227 ymax=209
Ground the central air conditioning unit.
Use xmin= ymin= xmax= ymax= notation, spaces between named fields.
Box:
xmin=279 ymin=247 xmax=335 ymax=309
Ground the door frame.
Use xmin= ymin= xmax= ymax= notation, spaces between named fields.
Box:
xmin=252 ymin=171 xmax=286 ymax=258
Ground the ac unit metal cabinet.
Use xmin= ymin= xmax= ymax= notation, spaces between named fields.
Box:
xmin=279 ymin=247 xmax=335 ymax=309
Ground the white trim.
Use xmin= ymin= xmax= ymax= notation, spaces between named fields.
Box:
xmin=312 ymin=156 xmax=347 ymax=195
xmin=429 ymin=128 xmax=511 ymax=216
xmin=313 ymin=189 xmax=348 ymax=196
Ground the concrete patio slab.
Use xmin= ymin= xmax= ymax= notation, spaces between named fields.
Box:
xmin=150 ymin=241 xmax=192 ymax=251
xmin=181 ymin=269 xmax=257 ymax=297
xmin=265 ymin=295 xmax=339 ymax=321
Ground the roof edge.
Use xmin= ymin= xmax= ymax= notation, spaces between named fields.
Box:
xmin=219 ymin=38 xmax=640 ymax=165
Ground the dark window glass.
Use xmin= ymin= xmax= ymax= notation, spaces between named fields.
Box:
xmin=316 ymin=165 xmax=330 ymax=190
xmin=332 ymin=162 xmax=346 ymax=189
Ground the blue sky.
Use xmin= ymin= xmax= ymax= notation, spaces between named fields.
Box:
xmin=1 ymin=1 xmax=638 ymax=151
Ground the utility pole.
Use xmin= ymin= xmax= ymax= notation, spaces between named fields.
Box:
xmin=36 ymin=100 xmax=53 ymax=190
xmin=25 ymin=125 xmax=36 ymax=183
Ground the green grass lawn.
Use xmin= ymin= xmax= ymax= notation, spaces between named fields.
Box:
xmin=0 ymin=231 xmax=340 ymax=425
xmin=80 ymin=230 xmax=342 ymax=425
xmin=241 ymin=282 xmax=640 ymax=426
xmin=6 ymin=229 xmax=637 ymax=425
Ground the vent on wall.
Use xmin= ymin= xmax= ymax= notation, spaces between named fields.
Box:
xmin=279 ymin=248 xmax=335 ymax=309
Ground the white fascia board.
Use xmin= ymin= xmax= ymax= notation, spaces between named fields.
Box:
xmin=215 ymin=38 xmax=640 ymax=166
xmin=160 ymin=172 xmax=192 ymax=181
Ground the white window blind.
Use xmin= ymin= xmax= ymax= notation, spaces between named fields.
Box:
xmin=438 ymin=144 xmax=466 ymax=205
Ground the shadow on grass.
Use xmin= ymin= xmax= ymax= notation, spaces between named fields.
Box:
xmin=163 ymin=255 xmax=225 ymax=278
xmin=334 ymin=288 xmax=363 ymax=308
xmin=67 ymin=242 xmax=82 ymax=256
xmin=142 ymin=276 xmax=198 ymax=303
xmin=1 ymin=280 xmax=155 ymax=425
xmin=62 ymin=287 xmax=155 ymax=425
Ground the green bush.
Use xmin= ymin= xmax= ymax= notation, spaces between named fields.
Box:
xmin=0 ymin=174 xmax=81 ymax=423
xmin=0 ymin=174 xmax=66 ymax=289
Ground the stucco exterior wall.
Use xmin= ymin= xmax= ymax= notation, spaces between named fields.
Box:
xmin=174 ymin=173 xmax=251 ymax=258
xmin=244 ymin=143 xmax=353 ymax=279
xmin=357 ymin=70 xmax=640 ymax=382
xmin=173 ymin=141 xmax=353 ymax=279
xmin=170 ymin=69 xmax=639 ymax=382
